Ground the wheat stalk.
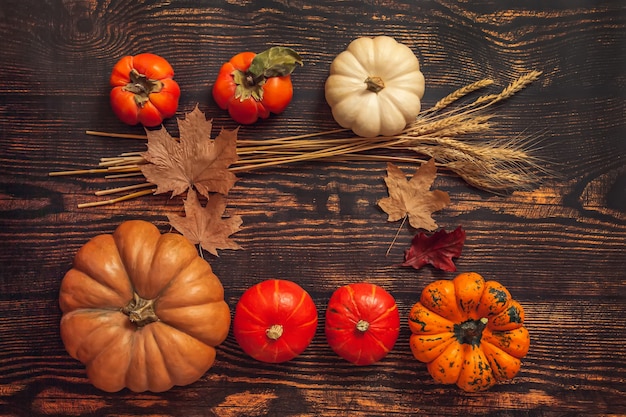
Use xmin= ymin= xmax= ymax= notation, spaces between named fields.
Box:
xmin=428 ymin=78 xmax=495 ymax=112
xmin=472 ymin=70 xmax=542 ymax=107
xmin=50 ymin=71 xmax=545 ymax=206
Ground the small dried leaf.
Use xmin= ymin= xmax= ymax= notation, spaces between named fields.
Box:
xmin=377 ymin=159 xmax=451 ymax=231
xmin=168 ymin=188 xmax=243 ymax=257
xmin=402 ymin=226 xmax=466 ymax=271
xmin=141 ymin=105 xmax=239 ymax=199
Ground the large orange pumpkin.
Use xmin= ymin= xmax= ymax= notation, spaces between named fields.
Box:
xmin=59 ymin=220 xmax=231 ymax=392
xmin=408 ymin=272 xmax=530 ymax=392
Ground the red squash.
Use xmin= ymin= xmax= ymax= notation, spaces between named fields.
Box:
xmin=233 ymin=279 xmax=318 ymax=363
xmin=325 ymin=283 xmax=400 ymax=365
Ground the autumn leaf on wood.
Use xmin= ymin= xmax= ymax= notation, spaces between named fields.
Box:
xmin=168 ymin=188 xmax=243 ymax=257
xmin=402 ymin=226 xmax=466 ymax=271
xmin=141 ymin=105 xmax=239 ymax=199
xmin=377 ymin=159 xmax=451 ymax=231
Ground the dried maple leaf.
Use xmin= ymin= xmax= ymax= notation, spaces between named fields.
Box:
xmin=402 ymin=226 xmax=466 ymax=271
xmin=141 ymin=105 xmax=239 ymax=199
xmin=167 ymin=188 xmax=243 ymax=257
xmin=377 ymin=159 xmax=451 ymax=231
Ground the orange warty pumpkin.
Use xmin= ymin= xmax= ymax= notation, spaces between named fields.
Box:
xmin=408 ymin=272 xmax=530 ymax=392
xmin=59 ymin=220 xmax=231 ymax=392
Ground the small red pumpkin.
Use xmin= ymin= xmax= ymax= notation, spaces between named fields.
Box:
xmin=233 ymin=279 xmax=318 ymax=363
xmin=325 ymin=282 xmax=400 ymax=365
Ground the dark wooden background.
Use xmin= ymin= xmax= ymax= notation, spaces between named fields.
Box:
xmin=1 ymin=0 xmax=624 ymax=416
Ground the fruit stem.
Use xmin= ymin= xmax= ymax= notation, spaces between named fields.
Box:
xmin=356 ymin=319 xmax=370 ymax=332
xmin=124 ymin=69 xmax=163 ymax=106
xmin=454 ymin=317 xmax=488 ymax=346
xmin=365 ymin=76 xmax=385 ymax=93
xmin=266 ymin=324 xmax=284 ymax=340
xmin=121 ymin=292 xmax=159 ymax=327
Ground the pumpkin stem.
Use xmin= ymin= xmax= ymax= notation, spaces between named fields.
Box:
xmin=266 ymin=324 xmax=284 ymax=340
xmin=364 ymin=76 xmax=385 ymax=93
xmin=356 ymin=319 xmax=370 ymax=332
xmin=454 ymin=317 xmax=488 ymax=346
xmin=121 ymin=292 xmax=159 ymax=327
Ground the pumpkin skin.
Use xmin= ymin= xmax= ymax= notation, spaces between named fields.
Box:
xmin=325 ymin=283 xmax=400 ymax=365
xmin=325 ymin=36 xmax=425 ymax=138
xmin=233 ymin=279 xmax=318 ymax=363
xmin=59 ymin=220 xmax=231 ymax=393
xmin=408 ymin=272 xmax=530 ymax=392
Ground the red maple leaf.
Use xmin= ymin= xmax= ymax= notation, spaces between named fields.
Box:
xmin=402 ymin=226 xmax=465 ymax=271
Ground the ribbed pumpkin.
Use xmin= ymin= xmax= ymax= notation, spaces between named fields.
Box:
xmin=325 ymin=36 xmax=425 ymax=137
xmin=59 ymin=220 xmax=231 ymax=392
xmin=325 ymin=282 xmax=400 ymax=366
xmin=408 ymin=272 xmax=530 ymax=392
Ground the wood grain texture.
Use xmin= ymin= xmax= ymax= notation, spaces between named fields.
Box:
xmin=1 ymin=0 xmax=624 ymax=416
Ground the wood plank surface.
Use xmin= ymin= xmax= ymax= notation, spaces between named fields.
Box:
xmin=0 ymin=0 xmax=624 ymax=416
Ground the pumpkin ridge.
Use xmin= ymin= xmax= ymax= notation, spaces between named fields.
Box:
xmin=157 ymin=301 xmax=231 ymax=347
xmin=375 ymin=93 xmax=415 ymax=135
xmin=367 ymin=304 xmax=399 ymax=328
xmin=124 ymin=330 xmax=146 ymax=392
xmin=408 ymin=302 xmax=455 ymax=334
xmin=480 ymin=339 xmax=521 ymax=380
xmin=59 ymin=270 xmax=131 ymax=312
xmin=61 ymin=310 xmax=116 ymax=361
xmin=112 ymin=220 xmax=161 ymax=296
xmin=85 ymin=333 xmax=133 ymax=392
xmin=409 ymin=332 xmax=456 ymax=363
xmin=295 ymin=315 xmax=319 ymax=329
xmin=148 ymin=324 xmax=195 ymax=388
xmin=372 ymin=36 xmax=420 ymax=77
xmin=344 ymin=38 xmax=373 ymax=74
xmin=457 ymin=344 xmax=495 ymax=392
xmin=482 ymin=327 xmax=530 ymax=358
xmin=83 ymin=323 xmax=130 ymax=368
xmin=141 ymin=325 xmax=174 ymax=392
xmin=282 ymin=289 xmax=308 ymax=323
xmin=73 ymin=234 xmax=135 ymax=302
xmin=366 ymin=330 xmax=393 ymax=353
xmin=274 ymin=341 xmax=298 ymax=363
xmin=383 ymin=71 xmax=425 ymax=94
xmin=332 ymin=284 xmax=359 ymax=326
xmin=151 ymin=256 xmax=206 ymax=302
xmin=235 ymin=301 xmax=267 ymax=327
xmin=142 ymin=235 xmax=197 ymax=298
xmin=477 ymin=281 xmax=511 ymax=317
xmin=379 ymin=87 xmax=421 ymax=119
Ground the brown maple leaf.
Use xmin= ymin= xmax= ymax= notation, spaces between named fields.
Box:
xmin=377 ymin=159 xmax=450 ymax=231
xmin=141 ymin=105 xmax=239 ymax=199
xmin=167 ymin=188 xmax=243 ymax=257
xmin=402 ymin=226 xmax=465 ymax=271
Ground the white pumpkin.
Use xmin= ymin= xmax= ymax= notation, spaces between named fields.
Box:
xmin=325 ymin=36 xmax=425 ymax=138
